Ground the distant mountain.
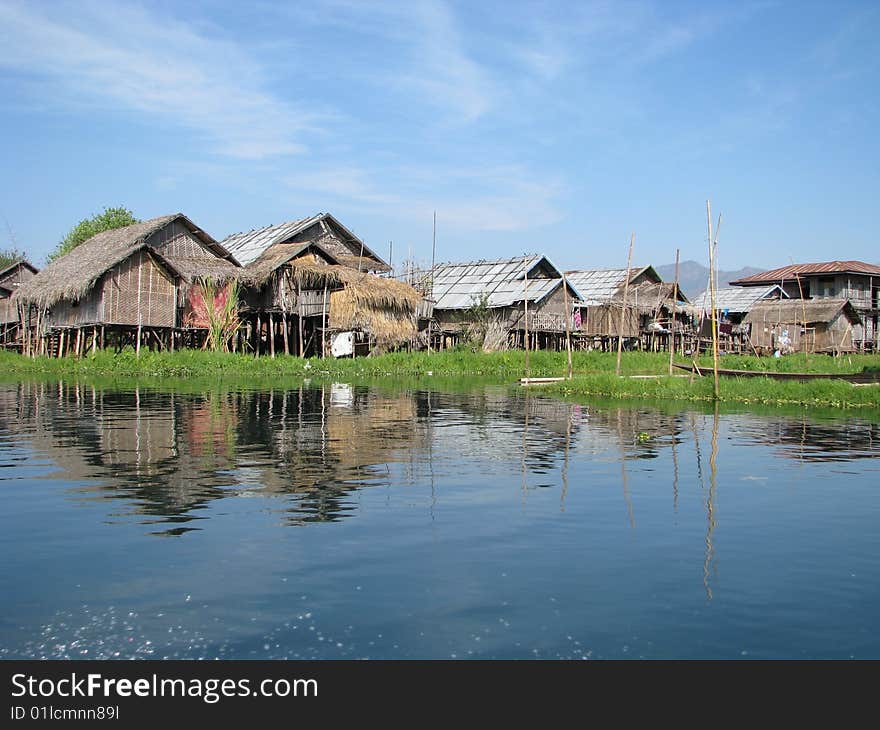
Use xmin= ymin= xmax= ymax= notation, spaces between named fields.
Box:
xmin=654 ymin=260 xmax=763 ymax=300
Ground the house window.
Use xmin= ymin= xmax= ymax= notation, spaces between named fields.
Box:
xmin=818 ymin=278 xmax=835 ymax=297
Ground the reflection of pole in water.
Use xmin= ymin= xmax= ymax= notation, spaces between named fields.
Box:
xmin=671 ymin=414 xmax=680 ymax=513
xmin=703 ymin=404 xmax=720 ymax=601
xmin=561 ymin=403 xmax=572 ymax=512
xmin=320 ymin=384 xmax=326 ymax=466
xmin=521 ymin=389 xmax=529 ymax=498
xmin=690 ymin=411 xmax=704 ymax=490
xmin=427 ymin=388 xmax=437 ymax=521
xmin=616 ymin=408 xmax=635 ymax=529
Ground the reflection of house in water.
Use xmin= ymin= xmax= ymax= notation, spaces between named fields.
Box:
xmin=5 ymin=382 xmax=874 ymax=538
xmin=746 ymin=417 xmax=879 ymax=462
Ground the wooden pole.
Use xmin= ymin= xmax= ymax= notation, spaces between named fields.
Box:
xmin=669 ymin=248 xmax=680 ymax=375
xmin=793 ymin=269 xmax=809 ymax=358
xmin=136 ymin=324 xmax=142 ymax=357
xmin=707 ymin=201 xmax=719 ymax=400
xmin=255 ymin=312 xmax=261 ymax=357
xmin=562 ymin=273 xmax=573 ymax=380
xmin=616 ymin=232 xmax=635 ymax=376
xmin=428 ymin=212 xmax=437 ymax=353
xmin=75 ymin=327 xmax=82 ymax=358
xmin=57 ymin=329 xmax=64 ymax=358
xmin=297 ymin=282 xmax=304 ymax=358
xmin=269 ymin=312 xmax=275 ymax=358
xmin=321 ymin=283 xmax=328 ymax=357
xmin=524 ymin=257 xmax=530 ymax=378
xmin=282 ymin=311 xmax=289 ymax=355
xmin=92 ymin=325 xmax=97 ymax=355
xmin=100 ymin=325 xmax=105 ymax=351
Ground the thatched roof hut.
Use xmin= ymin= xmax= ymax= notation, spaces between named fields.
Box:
xmin=743 ymin=299 xmax=861 ymax=353
xmin=16 ymin=214 xmax=237 ymax=311
xmin=0 ymin=260 xmax=37 ymax=325
xmin=15 ymin=214 xmax=238 ymax=334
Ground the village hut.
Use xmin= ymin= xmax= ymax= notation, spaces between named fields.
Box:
xmin=419 ymin=255 xmax=582 ymax=352
xmin=689 ymin=285 xmax=788 ymax=353
xmin=14 ymin=214 xmax=238 ymax=356
xmin=565 ymin=266 xmax=687 ymax=350
xmin=732 ymin=261 xmax=880 ymax=350
xmin=0 ymin=260 xmax=37 ymax=348
xmin=743 ymin=299 xmax=861 ymax=354
xmin=221 ymin=214 xmax=417 ymax=356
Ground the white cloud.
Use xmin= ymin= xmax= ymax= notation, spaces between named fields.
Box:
xmin=284 ymin=163 xmax=563 ymax=233
xmin=0 ymin=0 xmax=320 ymax=159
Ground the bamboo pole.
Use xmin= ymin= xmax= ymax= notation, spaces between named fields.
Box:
xmin=297 ymin=282 xmax=304 ymax=358
xmin=282 ymin=311 xmax=289 ymax=355
xmin=269 ymin=312 xmax=275 ymax=358
xmin=793 ymin=269 xmax=809 ymax=358
xmin=524 ymin=257 xmax=530 ymax=378
xmin=255 ymin=312 xmax=262 ymax=357
xmin=322 ymin=283 xmax=328 ymax=357
xmin=616 ymin=233 xmax=635 ymax=376
xmin=562 ymin=273 xmax=573 ymax=379
xmin=707 ymin=201 xmax=719 ymax=400
xmin=669 ymin=248 xmax=680 ymax=375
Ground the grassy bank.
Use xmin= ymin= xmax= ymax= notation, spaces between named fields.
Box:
xmin=1 ymin=349 xmax=879 ymax=408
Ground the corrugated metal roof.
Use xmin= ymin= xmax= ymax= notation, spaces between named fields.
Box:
xmin=220 ymin=215 xmax=320 ymax=266
xmin=691 ymin=285 xmax=788 ymax=312
xmin=565 ymin=267 xmax=653 ymax=305
xmin=732 ymin=260 xmax=880 ymax=285
xmin=428 ymin=255 xmax=575 ymax=309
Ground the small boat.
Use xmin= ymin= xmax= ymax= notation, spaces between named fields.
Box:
xmin=672 ymin=362 xmax=880 ymax=384
xmin=519 ymin=376 xmax=565 ymax=386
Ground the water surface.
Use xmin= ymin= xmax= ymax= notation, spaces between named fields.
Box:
xmin=0 ymin=380 xmax=878 ymax=659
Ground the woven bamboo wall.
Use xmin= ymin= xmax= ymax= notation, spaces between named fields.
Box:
xmin=146 ymin=220 xmax=216 ymax=262
xmin=579 ymin=305 xmax=640 ymax=337
xmin=100 ymin=251 xmax=176 ymax=327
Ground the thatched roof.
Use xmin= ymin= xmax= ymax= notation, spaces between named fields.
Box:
xmin=294 ymin=260 xmax=422 ymax=347
xmin=612 ymin=281 xmax=689 ymax=311
xmin=15 ymin=214 xmax=237 ymax=308
xmin=238 ymin=243 xmax=336 ymax=287
xmin=743 ymin=299 xmax=861 ymax=326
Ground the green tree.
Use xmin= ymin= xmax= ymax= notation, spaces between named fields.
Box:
xmin=0 ymin=247 xmax=30 ymax=270
xmin=49 ymin=206 xmax=139 ymax=262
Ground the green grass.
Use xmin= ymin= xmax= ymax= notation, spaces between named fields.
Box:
xmin=2 ymin=348 xmax=879 ymax=409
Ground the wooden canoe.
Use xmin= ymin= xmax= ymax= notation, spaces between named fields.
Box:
xmin=672 ymin=363 xmax=880 ymax=384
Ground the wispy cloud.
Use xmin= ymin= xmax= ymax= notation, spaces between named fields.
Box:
xmin=277 ymin=0 xmax=496 ymax=123
xmin=284 ymin=163 xmax=563 ymax=233
xmin=0 ymin=0 xmax=321 ymax=159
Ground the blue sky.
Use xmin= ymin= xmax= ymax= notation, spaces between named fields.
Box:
xmin=0 ymin=0 xmax=877 ymax=271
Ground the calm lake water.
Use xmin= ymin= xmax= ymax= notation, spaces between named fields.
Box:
xmin=0 ymin=379 xmax=878 ymax=659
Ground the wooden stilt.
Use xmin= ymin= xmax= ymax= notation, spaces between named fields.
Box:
xmin=58 ymin=329 xmax=65 ymax=358
xmin=255 ymin=313 xmax=262 ymax=357
xmin=269 ymin=313 xmax=275 ymax=358
xmin=92 ymin=325 xmax=97 ymax=355
xmin=321 ymin=284 xmax=328 ymax=357
xmin=136 ymin=324 xmax=142 ymax=357
xmin=297 ymin=282 xmax=304 ymax=358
